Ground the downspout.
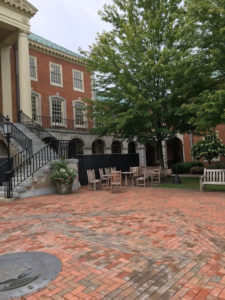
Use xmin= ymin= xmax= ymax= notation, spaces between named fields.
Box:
xmin=14 ymin=42 xmax=20 ymax=122
xmin=190 ymin=131 xmax=193 ymax=161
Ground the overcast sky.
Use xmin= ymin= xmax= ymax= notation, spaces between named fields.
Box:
xmin=28 ymin=0 xmax=112 ymax=54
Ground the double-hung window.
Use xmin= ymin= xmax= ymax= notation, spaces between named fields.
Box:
xmin=30 ymin=56 xmax=37 ymax=80
xmin=73 ymin=70 xmax=84 ymax=92
xmin=73 ymin=100 xmax=87 ymax=128
xmin=51 ymin=98 xmax=64 ymax=125
xmin=31 ymin=93 xmax=39 ymax=121
xmin=50 ymin=63 xmax=63 ymax=86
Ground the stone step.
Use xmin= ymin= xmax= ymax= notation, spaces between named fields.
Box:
xmin=14 ymin=123 xmax=47 ymax=153
xmin=0 ymin=191 xmax=20 ymax=199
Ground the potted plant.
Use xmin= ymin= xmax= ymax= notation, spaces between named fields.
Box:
xmin=50 ymin=158 xmax=77 ymax=194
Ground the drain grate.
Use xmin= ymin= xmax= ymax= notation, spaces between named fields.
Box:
xmin=0 ymin=251 xmax=62 ymax=300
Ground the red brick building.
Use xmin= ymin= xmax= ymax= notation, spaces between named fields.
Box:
xmin=0 ymin=0 xmax=224 ymax=170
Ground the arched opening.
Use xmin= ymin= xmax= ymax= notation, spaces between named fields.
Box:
xmin=128 ymin=141 xmax=136 ymax=154
xmin=166 ymin=137 xmax=184 ymax=167
xmin=111 ymin=141 xmax=121 ymax=154
xmin=69 ymin=138 xmax=84 ymax=157
xmin=92 ymin=139 xmax=105 ymax=154
xmin=145 ymin=141 xmax=158 ymax=166
xmin=0 ymin=140 xmax=8 ymax=157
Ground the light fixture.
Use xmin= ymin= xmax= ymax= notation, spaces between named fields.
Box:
xmin=3 ymin=116 xmax=13 ymax=137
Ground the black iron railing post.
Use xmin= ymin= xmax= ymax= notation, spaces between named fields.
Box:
xmin=5 ymin=170 xmax=12 ymax=198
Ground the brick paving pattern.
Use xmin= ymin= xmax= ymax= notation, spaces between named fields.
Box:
xmin=0 ymin=186 xmax=225 ymax=299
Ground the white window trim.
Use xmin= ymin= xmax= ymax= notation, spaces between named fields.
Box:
xmin=30 ymin=56 xmax=38 ymax=81
xmin=73 ymin=69 xmax=84 ymax=92
xmin=31 ymin=91 xmax=42 ymax=124
xmin=73 ymin=99 xmax=87 ymax=128
xmin=49 ymin=62 xmax=63 ymax=87
xmin=49 ymin=95 xmax=67 ymax=127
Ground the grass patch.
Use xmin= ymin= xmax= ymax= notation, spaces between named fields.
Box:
xmin=154 ymin=176 xmax=225 ymax=192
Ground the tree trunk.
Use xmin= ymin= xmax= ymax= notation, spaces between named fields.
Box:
xmin=157 ymin=140 xmax=164 ymax=168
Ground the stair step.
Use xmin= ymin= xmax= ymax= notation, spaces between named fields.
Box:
xmin=0 ymin=191 xmax=20 ymax=198
xmin=2 ymin=122 xmax=60 ymax=198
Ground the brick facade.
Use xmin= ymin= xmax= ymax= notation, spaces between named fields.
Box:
xmin=29 ymin=48 xmax=92 ymax=127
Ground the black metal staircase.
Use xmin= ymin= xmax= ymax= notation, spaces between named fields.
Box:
xmin=1 ymin=111 xmax=69 ymax=198
xmin=0 ymin=113 xmax=32 ymax=154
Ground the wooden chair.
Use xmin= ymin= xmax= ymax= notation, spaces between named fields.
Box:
xmin=160 ymin=168 xmax=171 ymax=182
xmin=136 ymin=167 xmax=148 ymax=187
xmin=130 ymin=166 xmax=141 ymax=185
xmin=110 ymin=166 xmax=116 ymax=172
xmin=87 ymin=169 xmax=101 ymax=191
xmin=104 ymin=167 xmax=111 ymax=175
xmin=99 ymin=168 xmax=110 ymax=185
xmin=111 ymin=171 xmax=122 ymax=192
xmin=149 ymin=166 xmax=161 ymax=184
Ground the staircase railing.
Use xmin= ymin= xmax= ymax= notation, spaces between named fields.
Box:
xmin=0 ymin=148 xmax=31 ymax=178
xmin=19 ymin=110 xmax=57 ymax=143
xmin=2 ymin=111 xmax=71 ymax=198
xmin=4 ymin=139 xmax=69 ymax=198
xmin=0 ymin=113 xmax=32 ymax=154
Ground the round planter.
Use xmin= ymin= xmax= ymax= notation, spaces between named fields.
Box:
xmin=55 ymin=181 xmax=73 ymax=194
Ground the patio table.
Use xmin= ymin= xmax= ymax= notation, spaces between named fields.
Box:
xmin=121 ymin=171 xmax=135 ymax=186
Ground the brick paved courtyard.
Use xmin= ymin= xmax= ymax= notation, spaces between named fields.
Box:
xmin=0 ymin=187 xmax=225 ymax=300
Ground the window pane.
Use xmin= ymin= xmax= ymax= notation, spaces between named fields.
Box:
xmin=50 ymin=63 xmax=62 ymax=85
xmin=52 ymin=99 xmax=62 ymax=124
xmin=31 ymin=94 xmax=38 ymax=121
xmin=73 ymin=70 xmax=83 ymax=90
xmin=30 ymin=57 xmax=36 ymax=79
xmin=74 ymin=102 xmax=85 ymax=126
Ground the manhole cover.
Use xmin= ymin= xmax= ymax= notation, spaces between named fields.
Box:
xmin=0 ymin=251 xmax=62 ymax=300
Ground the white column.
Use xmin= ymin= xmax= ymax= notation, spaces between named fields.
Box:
xmin=84 ymin=148 xmax=92 ymax=155
xmin=18 ymin=30 xmax=32 ymax=117
xmin=122 ymin=148 xmax=128 ymax=154
xmin=162 ymin=141 xmax=168 ymax=168
xmin=105 ymin=148 xmax=111 ymax=154
xmin=137 ymin=146 xmax=146 ymax=167
xmin=1 ymin=46 xmax=13 ymax=119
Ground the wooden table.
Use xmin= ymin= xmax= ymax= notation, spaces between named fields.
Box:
xmin=121 ymin=171 xmax=134 ymax=186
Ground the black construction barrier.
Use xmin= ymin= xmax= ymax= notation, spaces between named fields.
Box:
xmin=77 ymin=153 xmax=139 ymax=185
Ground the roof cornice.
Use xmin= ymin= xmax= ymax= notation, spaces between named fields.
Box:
xmin=1 ymin=0 xmax=38 ymax=17
xmin=29 ymin=40 xmax=87 ymax=66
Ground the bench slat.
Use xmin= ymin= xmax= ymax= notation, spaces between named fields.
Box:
xmin=201 ymin=169 xmax=225 ymax=191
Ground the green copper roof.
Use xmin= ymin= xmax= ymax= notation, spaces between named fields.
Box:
xmin=29 ymin=33 xmax=83 ymax=59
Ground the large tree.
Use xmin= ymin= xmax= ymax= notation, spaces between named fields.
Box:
xmin=181 ymin=0 xmax=225 ymax=133
xmin=82 ymin=0 xmax=218 ymax=166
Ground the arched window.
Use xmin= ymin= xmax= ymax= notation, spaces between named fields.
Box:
xmin=111 ymin=141 xmax=121 ymax=154
xmin=128 ymin=141 xmax=136 ymax=154
xmin=166 ymin=137 xmax=184 ymax=167
xmin=50 ymin=96 xmax=66 ymax=126
xmin=92 ymin=139 xmax=105 ymax=154
xmin=73 ymin=100 xmax=87 ymax=128
xmin=68 ymin=138 xmax=84 ymax=157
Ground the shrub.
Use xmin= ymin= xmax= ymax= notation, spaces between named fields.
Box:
xmin=189 ymin=166 xmax=204 ymax=174
xmin=171 ymin=161 xmax=203 ymax=174
xmin=191 ymin=133 xmax=225 ymax=164
xmin=206 ymin=162 xmax=225 ymax=169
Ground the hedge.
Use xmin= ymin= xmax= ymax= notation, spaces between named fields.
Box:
xmin=171 ymin=161 xmax=203 ymax=174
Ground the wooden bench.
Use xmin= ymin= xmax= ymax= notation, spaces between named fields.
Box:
xmin=200 ymin=169 xmax=225 ymax=192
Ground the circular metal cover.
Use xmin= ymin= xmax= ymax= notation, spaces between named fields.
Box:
xmin=0 ymin=251 xmax=62 ymax=300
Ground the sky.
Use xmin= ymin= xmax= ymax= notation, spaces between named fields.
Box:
xmin=28 ymin=0 xmax=112 ymax=54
